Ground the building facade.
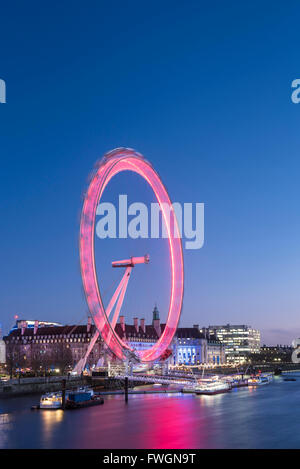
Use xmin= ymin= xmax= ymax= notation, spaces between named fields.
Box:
xmin=206 ymin=337 xmax=226 ymax=365
xmin=3 ymin=308 xmax=165 ymax=372
xmin=3 ymin=319 xmax=102 ymax=373
xmin=115 ymin=312 xmax=161 ymax=354
xmin=173 ymin=326 xmax=206 ymax=365
xmin=172 ymin=325 xmax=225 ymax=366
xmin=251 ymin=345 xmax=293 ymax=364
xmin=4 ymin=313 xmax=231 ymax=371
xmin=0 ymin=340 xmax=5 ymax=364
xmin=0 ymin=324 xmax=6 ymax=364
xmin=207 ymin=324 xmax=261 ymax=364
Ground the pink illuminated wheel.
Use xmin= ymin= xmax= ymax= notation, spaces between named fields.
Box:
xmin=79 ymin=148 xmax=184 ymax=362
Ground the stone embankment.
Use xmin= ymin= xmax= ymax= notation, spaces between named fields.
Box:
xmin=0 ymin=375 xmax=84 ymax=397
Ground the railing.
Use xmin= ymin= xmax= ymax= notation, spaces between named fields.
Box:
xmin=115 ymin=374 xmax=192 ymax=386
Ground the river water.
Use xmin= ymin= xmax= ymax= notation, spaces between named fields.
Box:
xmin=0 ymin=374 xmax=299 ymax=449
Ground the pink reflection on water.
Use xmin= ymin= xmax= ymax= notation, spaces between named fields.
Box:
xmin=129 ymin=394 xmax=208 ymax=449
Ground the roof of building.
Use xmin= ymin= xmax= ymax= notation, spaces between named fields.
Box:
xmin=115 ymin=323 xmax=166 ymax=340
xmin=208 ymin=324 xmax=256 ymax=330
xmin=4 ymin=322 xmax=167 ymax=342
xmin=175 ymin=328 xmax=205 ymax=339
xmin=4 ymin=324 xmax=96 ymax=339
xmin=4 ymin=322 xmax=223 ymax=344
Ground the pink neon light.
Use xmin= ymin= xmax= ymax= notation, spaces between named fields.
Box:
xmin=79 ymin=148 xmax=184 ymax=362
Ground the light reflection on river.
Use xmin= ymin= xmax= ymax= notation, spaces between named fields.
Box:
xmin=0 ymin=375 xmax=300 ymax=449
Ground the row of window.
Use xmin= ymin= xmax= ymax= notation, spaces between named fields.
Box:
xmin=8 ymin=338 xmax=92 ymax=345
xmin=9 ymin=333 xmax=93 ymax=341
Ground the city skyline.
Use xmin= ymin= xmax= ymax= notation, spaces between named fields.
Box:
xmin=1 ymin=1 xmax=300 ymax=345
xmin=1 ymin=312 xmax=293 ymax=348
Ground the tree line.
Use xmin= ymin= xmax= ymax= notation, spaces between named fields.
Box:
xmin=5 ymin=342 xmax=73 ymax=378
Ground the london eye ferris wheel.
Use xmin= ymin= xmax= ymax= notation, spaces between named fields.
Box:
xmin=79 ymin=148 xmax=184 ymax=365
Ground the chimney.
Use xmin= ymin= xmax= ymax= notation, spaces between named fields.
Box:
xmin=34 ymin=320 xmax=39 ymax=335
xmin=87 ymin=316 xmax=92 ymax=333
xmin=133 ymin=317 xmax=139 ymax=333
xmin=193 ymin=324 xmax=199 ymax=329
xmin=119 ymin=315 xmax=125 ymax=332
xmin=21 ymin=321 xmax=27 ymax=335
xmin=140 ymin=318 xmax=145 ymax=333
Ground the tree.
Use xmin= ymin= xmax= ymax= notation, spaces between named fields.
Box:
xmin=30 ymin=344 xmax=43 ymax=376
xmin=5 ymin=342 xmax=25 ymax=379
xmin=50 ymin=343 xmax=73 ymax=375
xmin=29 ymin=344 xmax=51 ymax=376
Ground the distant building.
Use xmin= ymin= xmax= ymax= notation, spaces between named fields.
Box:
xmin=3 ymin=310 xmax=166 ymax=371
xmin=172 ymin=325 xmax=225 ymax=366
xmin=207 ymin=324 xmax=261 ymax=364
xmin=173 ymin=326 xmax=206 ymax=365
xmin=0 ymin=341 xmax=5 ymax=364
xmin=0 ymin=324 xmax=5 ymax=364
xmin=9 ymin=319 xmax=62 ymax=334
xmin=4 ymin=313 xmax=230 ymax=370
xmin=4 ymin=319 xmax=101 ymax=372
xmin=251 ymin=345 xmax=293 ymax=364
xmin=206 ymin=336 xmax=226 ymax=366
xmin=115 ymin=311 xmax=161 ymax=354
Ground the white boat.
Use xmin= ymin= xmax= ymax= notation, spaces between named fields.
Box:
xmin=194 ymin=381 xmax=231 ymax=395
xmin=39 ymin=392 xmax=63 ymax=409
xmin=248 ymin=373 xmax=273 ymax=386
xmin=223 ymin=375 xmax=249 ymax=388
xmin=183 ymin=376 xmax=231 ymax=395
xmin=182 ymin=386 xmax=198 ymax=393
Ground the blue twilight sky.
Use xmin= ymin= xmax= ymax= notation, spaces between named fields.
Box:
xmin=1 ymin=1 xmax=300 ymax=344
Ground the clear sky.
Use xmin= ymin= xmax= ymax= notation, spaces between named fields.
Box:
xmin=1 ymin=1 xmax=300 ymax=345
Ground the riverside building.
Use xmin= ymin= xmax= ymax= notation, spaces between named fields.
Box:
xmin=206 ymin=324 xmax=261 ymax=364
xmin=3 ymin=309 xmax=165 ymax=371
xmin=4 ymin=312 xmax=228 ymax=371
xmin=172 ymin=325 xmax=225 ymax=366
xmin=0 ymin=324 xmax=5 ymax=364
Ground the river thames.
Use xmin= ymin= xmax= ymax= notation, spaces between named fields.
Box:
xmin=0 ymin=374 xmax=299 ymax=449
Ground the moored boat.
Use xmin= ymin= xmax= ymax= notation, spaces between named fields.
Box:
xmin=223 ymin=375 xmax=249 ymax=388
xmin=183 ymin=376 xmax=231 ymax=395
xmin=39 ymin=391 xmax=64 ymax=409
xmin=65 ymin=389 xmax=104 ymax=409
xmin=248 ymin=373 xmax=273 ymax=386
xmin=32 ymin=386 xmax=96 ymax=410
xmin=194 ymin=381 xmax=231 ymax=395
